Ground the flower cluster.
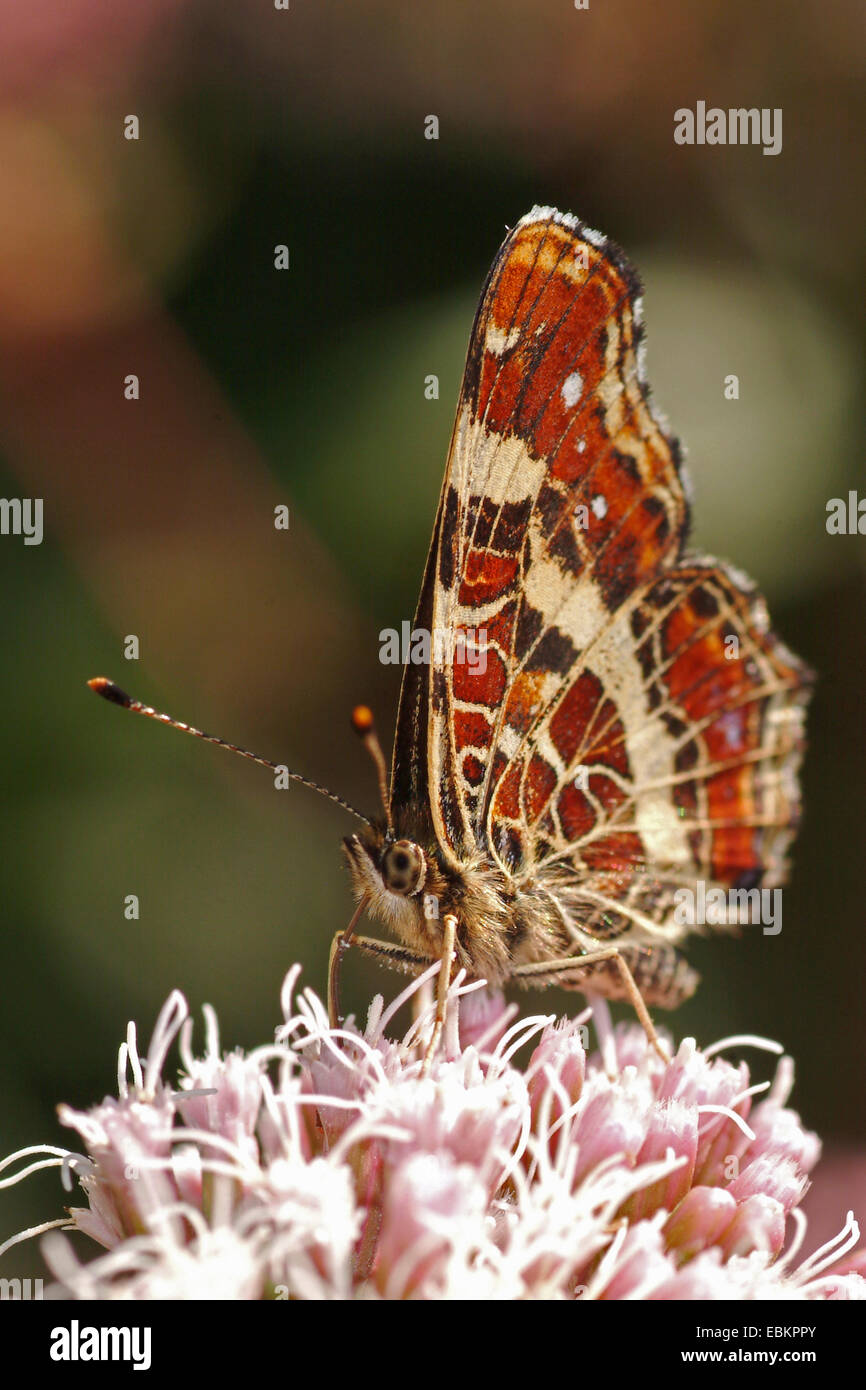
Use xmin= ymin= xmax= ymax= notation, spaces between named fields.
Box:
xmin=1 ymin=965 xmax=863 ymax=1299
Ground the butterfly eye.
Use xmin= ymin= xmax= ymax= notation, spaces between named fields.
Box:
xmin=381 ymin=839 xmax=426 ymax=896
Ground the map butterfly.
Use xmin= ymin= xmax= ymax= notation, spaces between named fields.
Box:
xmin=341 ymin=206 xmax=811 ymax=1054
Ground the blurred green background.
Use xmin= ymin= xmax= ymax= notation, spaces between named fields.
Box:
xmin=1 ymin=0 xmax=864 ymax=1275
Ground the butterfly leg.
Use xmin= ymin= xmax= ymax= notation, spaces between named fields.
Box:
xmin=327 ymin=896 xmax=369 ymax=1028
xmin=351 ymin=935 xmax=435 ymax=974
xmin=328 ymin=901 xmax=435 ymax=1027
xmin=511 ymin=947 xmax=670 ymax=1063
xmin=420 ymin=913 xmax=457 ymax=1077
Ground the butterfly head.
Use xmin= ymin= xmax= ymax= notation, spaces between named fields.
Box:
xmin=342 ymin=822 xmax=518 ymax=987
xmin=343 ymin=825 xmax=448 ymax=949
xmin=344 ymin=827 xmax=427 ymax=896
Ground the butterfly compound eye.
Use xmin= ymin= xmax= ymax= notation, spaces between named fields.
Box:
xmin=381 ymin=839 xmax=426 ymax=896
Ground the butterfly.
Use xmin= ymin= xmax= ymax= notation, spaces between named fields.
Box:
xmin=91 ymin=207 xmax=811 ymax=1067
xmin=338 ymin=206 xmax=811 ymax=1060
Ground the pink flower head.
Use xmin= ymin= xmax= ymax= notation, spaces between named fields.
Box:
xmin=1 ymin=971 xmax=863 ymax=1301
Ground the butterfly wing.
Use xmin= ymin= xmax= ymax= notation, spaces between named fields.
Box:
xmin=391 ymin=206 xmax=810 ymax=955
xmin=397 ymin=204 xmax=691 ymax=857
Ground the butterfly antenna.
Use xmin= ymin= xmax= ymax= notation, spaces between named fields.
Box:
xmin=88 ymin=678 xmax=371 ymax=824
xmin=351 ymin=705 xmax=393 ymax=834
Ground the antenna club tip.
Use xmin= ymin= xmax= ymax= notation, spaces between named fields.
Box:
xmin=88 ymin=677 xmax=130 ymax=706
xmin=351 ymin=705 xmax=375 ymax=736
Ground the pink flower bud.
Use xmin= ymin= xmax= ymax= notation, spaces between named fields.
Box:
xmin=747 ymin=1099 xmax=821 ymax=1173
xmin=526 ymin=1018 xmax=586 ymax=1160
xmin=458 ymin=988 xmax=512 ymax=1054
xmin=663 ymin=1184 xmax=737 ymax=1259
xmin=374 ymin=1153 xmax=486 ymax=1298
xmin=717 ymin=1193 xmax=787 ymax=1258
xmin=624 ymin=1099 xmax=698 ymax=1219
xmin=571 ymin=1074 xmax=650 ymax=1183
xmin=728 ymin=1153 xmax=807 ymax=1213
